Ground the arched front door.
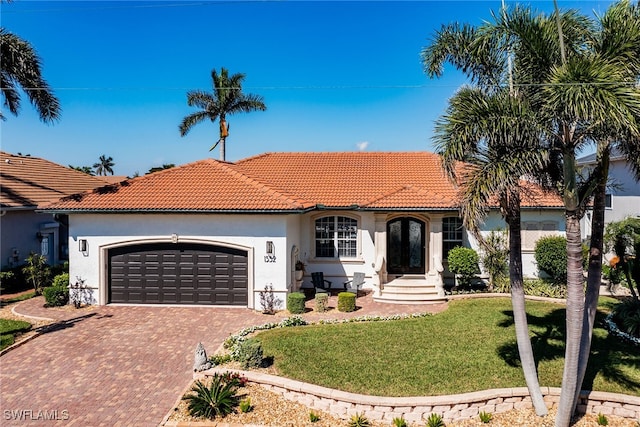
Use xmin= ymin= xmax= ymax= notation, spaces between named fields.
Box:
xmin=386 ymin=217 xmax=425 ymax=275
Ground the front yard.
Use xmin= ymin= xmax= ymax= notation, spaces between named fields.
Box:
xmin=255 ymin=297 xmax=639 ymax=397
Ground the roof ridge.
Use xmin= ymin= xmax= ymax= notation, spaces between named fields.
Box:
xmin=219 ymin=162 xmax=314 ymax=209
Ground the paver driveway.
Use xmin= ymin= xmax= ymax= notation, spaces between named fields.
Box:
xmin=0 ymin=302 xmax=264 ymax=426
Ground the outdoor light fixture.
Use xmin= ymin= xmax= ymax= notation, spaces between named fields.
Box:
xmin=266 ymin=241 xmax=275 ymax=255
xmin=79 ymin=239 xmax=88 ymax=252
xmin=171 ymin=233 xmax=179 ymax=244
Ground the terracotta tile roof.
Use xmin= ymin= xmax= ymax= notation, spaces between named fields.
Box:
xmin=0 ymin=151 xmax=108 ymax=209
xmin=42 ymin=152 xmax=563 ymax=212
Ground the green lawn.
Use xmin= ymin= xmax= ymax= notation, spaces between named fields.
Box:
xmin=256 ymin=298 xmax=639 ymax=397
xmin=0 ymin=318 xmax=32 ymax=351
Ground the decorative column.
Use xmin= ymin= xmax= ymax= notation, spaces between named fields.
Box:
xmin=430 ymin=215 xmax=445 ymax=296
xmin=373 ymin=214 xmax=388 ymax=292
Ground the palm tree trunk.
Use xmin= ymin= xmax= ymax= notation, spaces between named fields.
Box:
xmin=572 ymin=145 xmax=609 ymax=412
xmin=556 ymin=145 xmax=585 ymax=427
xmin=508 ymin=209 xmax=548 ymax=416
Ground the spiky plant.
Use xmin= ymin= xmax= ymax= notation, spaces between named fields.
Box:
xmin=348 ymin=412 xmax=371 ymax=427
xmin=182 ymin=375 xmax=239 ymax=419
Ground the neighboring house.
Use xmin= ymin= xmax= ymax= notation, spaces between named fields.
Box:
xmin=578 ymin=148 xmax=640 ymax=241
xmin=41 ymin=152 xmax=564 ymax=308
xmin=0 ymin=152 xmax=110 ymax=269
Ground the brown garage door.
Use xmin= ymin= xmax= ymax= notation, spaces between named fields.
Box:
xmin=109 ymin=243 xmax=248 ymax=305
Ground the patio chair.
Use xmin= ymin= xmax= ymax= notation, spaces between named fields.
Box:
xmin=311 ymin=272 xmax=332 ymax=294
xmin=344 ymin=272 xmax=365 ymax=296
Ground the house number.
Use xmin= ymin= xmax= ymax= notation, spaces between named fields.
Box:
xmin=264 ymin=255 xmax=276 ymax=263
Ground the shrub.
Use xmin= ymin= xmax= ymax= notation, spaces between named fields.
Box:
xmin=348 ymin=412 xmax=371 ymax=427
xmin=315 ymin=292 xmax=329 ymax=312
xmin=52 ymin=273 xmax=70 ymax=288
xmin=523 ymin=278 xmax=567 ymax=299
xmin=236 ymin=338 xmax=264 ymax=369
xmin=259 ymin=284 xmax=281 ymax=314
xmin=286 ymin=292 xmax=306 ymax=314
xmin=22 ymin=252 xmax=51 ymax=295
xmin=43 ymin=286 xmax=69 ymax=307
xmin=182 ymin=375 xmax=239 ymax=419
xmin=612 ymin=298 xmax=640 ymax=338
xmin=534 ymin=236 xmax=567 ymax=283
xmin=426 ymin=413 xmax=445 ymax=427
xmin=447 ymin=246 xmax=480 ymax=289
xmin=209 ymin=353 xmax=231 ymax=366
xmin=480 ymin=229 xmax=509 ymax=290
xmin=337 ymin=292 xmax=356 ymax=312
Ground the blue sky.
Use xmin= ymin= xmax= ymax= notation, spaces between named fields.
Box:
xmin=2 ymin=0 xmax=615 ymax=177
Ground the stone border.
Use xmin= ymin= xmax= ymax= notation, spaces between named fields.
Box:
xmin=185 ymin=368 xmax=640 ymax=425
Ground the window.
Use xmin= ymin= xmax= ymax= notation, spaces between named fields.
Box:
xmin=523 ymin=221 xmax=559 ymax=250
xmin=315 ymin=216 xmax=358 ymax=258
xmin=605 ymin=194 xmax=612 ymax=208
xmin=442 ymin=217 xmax=463 ymax=259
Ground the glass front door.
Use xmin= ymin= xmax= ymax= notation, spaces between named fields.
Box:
xmin=386 ymin=218 xmax=425 ymax=275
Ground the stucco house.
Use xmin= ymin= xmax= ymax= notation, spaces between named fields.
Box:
xmin=41 ymin=152 xmax=564 ymax=309
xmin=579 ymin=148 xmax=640 ymax=242
xmin=0 ymin=151 xmax=112 ymax=269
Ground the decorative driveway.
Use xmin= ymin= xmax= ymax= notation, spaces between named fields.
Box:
xmin=0 ymin=300 xmax=264 ymax=426
xmin=0 ymin=294 xmax=442 ymax=426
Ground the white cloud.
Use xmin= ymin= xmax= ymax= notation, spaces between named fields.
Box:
xmin=356 ymin=141 xmax=369 ymax=151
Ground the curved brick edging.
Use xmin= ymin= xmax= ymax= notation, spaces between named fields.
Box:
xmin=192 ymin=368 xmax=640 ymax=424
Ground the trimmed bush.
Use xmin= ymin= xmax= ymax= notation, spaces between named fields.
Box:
xmin=43 ymin=286 xmax=69 ymax=307
xmin=315 ymin=293 xmax=329 ymax=312
xmin=52 ymin=273 xmax=70 ymax=288
xmin=447 ymin=246 xmax=480 ymax=289
xmin=287 ymin=292 xmax=306 ymax=314
xmin=236 ymin=338 xmax=264 ymax=369
xmin=337 ymin=292 xmax=356 ymax=312
xmin=534 ymin=235 xmax=567 ymax=283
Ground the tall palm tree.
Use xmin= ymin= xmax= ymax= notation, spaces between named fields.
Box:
xmin=422 ymin=18 xmax=549 ymax=416
xmin=179 ymin=67 xmax=266 ymax=161
xmin=469 ymin=4 xmax=640 ymax=425
xmin=93 ymin=155 xmax=114 ymax=176
xmin=0 ymin=28 xmax=60 ymax=123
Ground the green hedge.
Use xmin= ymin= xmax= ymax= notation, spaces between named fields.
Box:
xmin=43 ymin=286 xmax=69 ymax=307
xmin=315 ymin=293 xmax=329 ymax=313
xmin=287 ymin=292 xmax=306 ymax=314
xmin=337 ymin=292 xmax=356 ymax=312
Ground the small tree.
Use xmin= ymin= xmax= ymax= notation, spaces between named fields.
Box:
xmin=604 ymin=217 xmax=640 ymax=301
xmin=22 ymin=252 xmax=51 ymax=295
xmin=447 ymin=246 xmax=480 ymax=289
xmin=480 ymin=229 xmax=509 ymax=290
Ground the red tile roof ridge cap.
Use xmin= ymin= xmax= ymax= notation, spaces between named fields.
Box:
xmin=236 ymin=151 xmax=443 ymax=163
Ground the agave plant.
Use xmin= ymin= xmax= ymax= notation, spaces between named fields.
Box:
xmin=348 ymin=412 xmax=371 ymax=427
xmin=426 ymin=413 xmax=446 ymax=427
xmin=182 ymin=375 xmax=239 ymax=419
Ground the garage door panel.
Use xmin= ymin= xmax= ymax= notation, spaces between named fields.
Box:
xmin=109 ymin=243 xmax=248 ymax=305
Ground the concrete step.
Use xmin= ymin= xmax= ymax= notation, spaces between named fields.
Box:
xmin=373 ymin=293 xmax=447 ymax=305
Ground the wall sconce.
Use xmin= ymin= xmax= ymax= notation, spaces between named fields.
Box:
xmin=171 ymin=233 xmax=178 ymax=244
xmin=266 ymin=241 xmax=275 ymax=255
xmin=79 ymin=239 xmax=88 ymax=252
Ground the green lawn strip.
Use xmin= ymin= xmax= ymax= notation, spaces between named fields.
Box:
xmin=0 ymin=291 xmax=36 ymax=307
xmin=0 ymin=318 xmax=32 ymax=351
xmin=257 ymin=298 xmax=640 ymax=397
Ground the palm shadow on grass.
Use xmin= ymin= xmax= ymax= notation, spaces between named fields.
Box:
xmin=497 ymin=307 xmax=640 ymax=394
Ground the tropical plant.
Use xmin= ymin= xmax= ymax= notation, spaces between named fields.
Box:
xmin=347 ymin=412 xmax=371 ymax=427
xmin=393 ymin=416 xmax=408 ymax=427
xmin=93 ymin=155 xmax=114 ymax=176
xmin=603 ymin=217 xmax=640 ymax=300
xmin=422 ymin=6 xmax=550 ymax=416
xmin=179 ymin=67 xmax=266 ymax=161
xmin=69 ymin=165 xmax=95 ymax=175
xmin=22 ymin=252 xmax=51 ymax=295
xmin=182 ymin=375 xmax=239 ymax=419
xmin=425 ymin=413 xmax=445 ymax=427
xmin=479 ymin=410 xmax=493 ymax=423
xmin=0 ymin=27 xmax=60 ymax=123
xmin=612 ymin=298 xmax=640 ymax=338
xmin=480 ymin=229 xmax=509 ymax=290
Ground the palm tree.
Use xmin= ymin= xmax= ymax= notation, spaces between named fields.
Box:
xmin=422 ymin=18 xmax=549 ymax=416
xmin=466 ymin=4 xmax=640 ymax=425
xmin=93 ymin=155 xmax=114 ymax=176
xmin=0 ymin=28 xmax=60 ymax=123
xmin=179 ymin=67 xmax=266 ymax=161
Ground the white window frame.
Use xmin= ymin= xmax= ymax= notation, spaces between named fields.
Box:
xmin=313 ymin=215 xmax=360 ymax=259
